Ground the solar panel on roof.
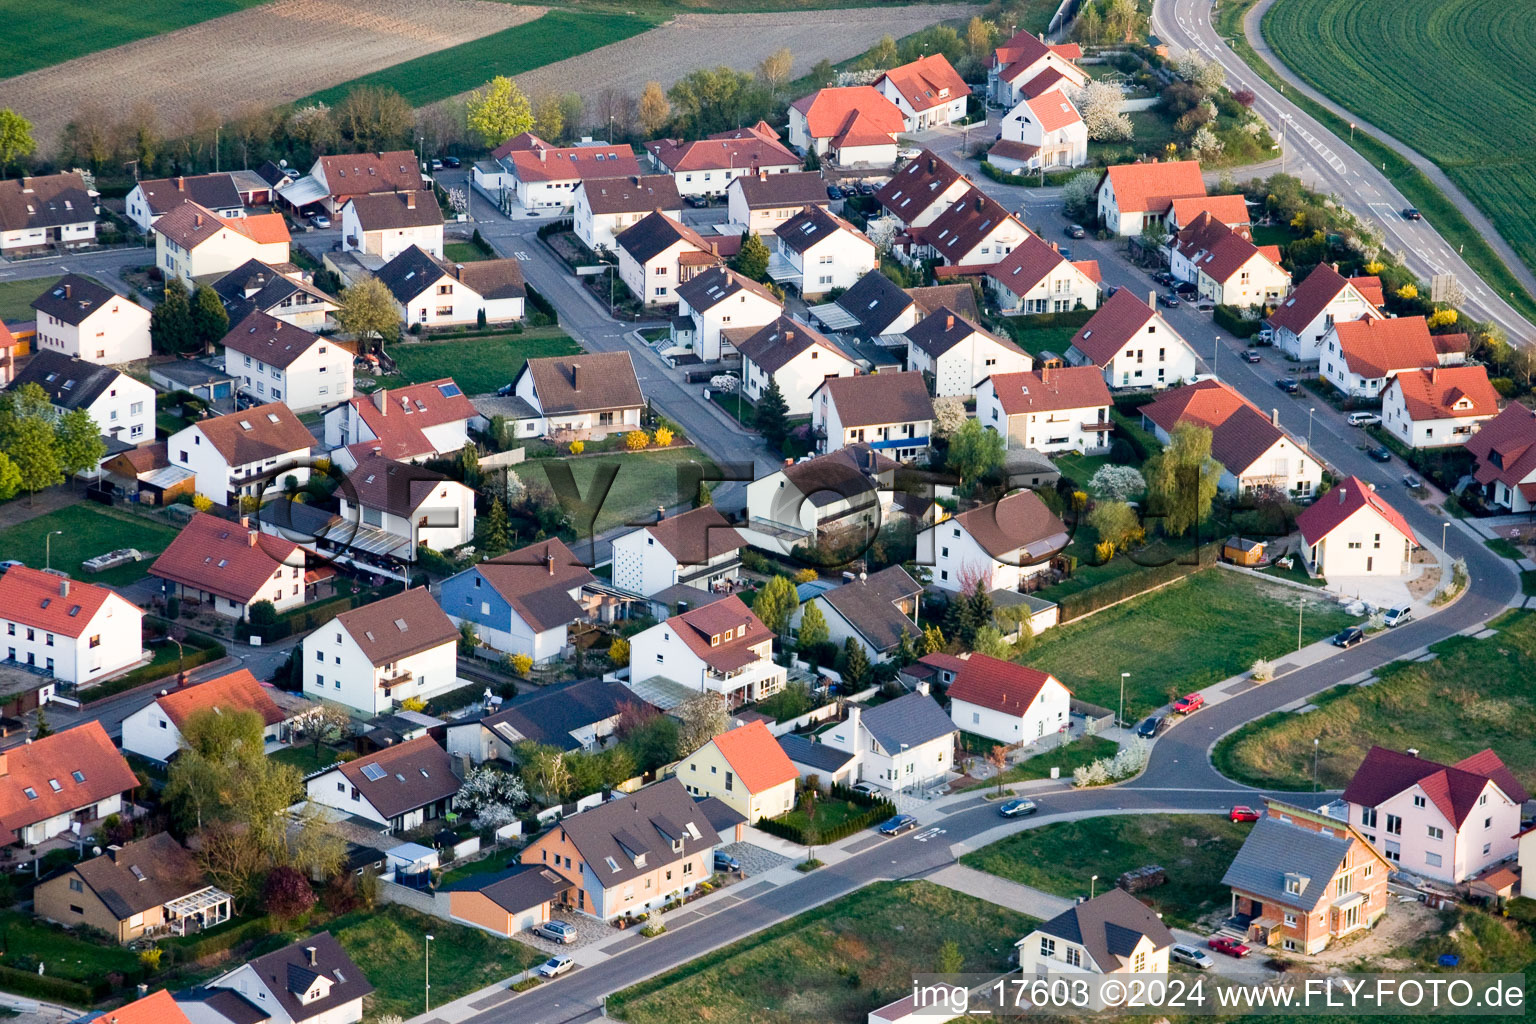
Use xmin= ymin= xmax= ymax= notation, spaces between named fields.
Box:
xmin=437 ymin=383 xmax=463 ymax=398
xmin=360 ymin=763 xmax=387 ymax=781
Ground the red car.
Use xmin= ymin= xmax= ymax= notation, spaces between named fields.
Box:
xmin=1172 ymin=693 xmax=1205 ymax=714
xmin=1209 ymin=937 xmax=1251 ymax=958
xmin=1229 ymin=806 xmax=1260 ymax=823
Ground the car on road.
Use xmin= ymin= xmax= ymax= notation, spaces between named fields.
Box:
xmin=1209 ymin=937 xmax=1251 ymax=958
xmin=310 ymin=213 xmax=331 ymax=229
xmin=537 ymin=955 xmax=575 ymax=978
xmin=685 ymin=194 xmax=710 ymax=208
xmin=1347 ymin=412 xmax=1382 ymax=427
xmin=1275 ymin=377 xmax=1299 ymax=393
xmin=1403 ymin=473 xmax=1423 ymax=489
xmin=1331 ymin=625 xmax=1365 ymax=648
xmin=1158 ymin=292 xmax=1180 ymax=308
xmin=430 ymin=159 xmax=443 ymax=171
xmin=443 ymin=156 xmax=461 ymax=168
xmin=1367 ymin=445 xmax=1393 ymax=462
xmin=713 ymin=851 xmax=742 ymax=872
xmin=1136 ymin=715 xmax=1163 ymax=738
xmin=534 ymin=921 xmax=578 ymax=944
xmin=1172 ymin=693 xmax=1204 ymax=714
xmin=1384 ymin=605 xmax=1414 ymax=628
xmin=1229 ymin=805 xmax=1261 ymax=823
xmin=1065 ymin=224 xmax=1086 ymax=239
xmin=999 ymin=799 xmax=1038 ymax=818
xmin=1171 ymin=944 xmax=1215 ymax=969
xmin=878 ymin=814 xmax=919 ymax=836
xmin=826 ymin=185 xmax=845 ymax=200
xmin=1244 ymin=349 xmax=1262 ymax=363
xmin=1151 ymin=270 xmax=1175 ymax=286
xmin=1402 ymin=208 xmax=1422 ymax=221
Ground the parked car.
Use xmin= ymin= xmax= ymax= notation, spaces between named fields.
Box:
xmin=1331 ymin=626 xmax=1365 ymax=648
xmin=1136 ymin=715 xmax=1163 ymax=739
xmin=857 ymin=182 xmax=875 ymax=195
xmin=713 ymin=851 xmax=742 ymax=872
xmin=999 ymin=799 xmax=1038 ymax=818
xmin=1402 ymin=208 xmax=1422 ymax=221
xmin=1152 ymin=270 xmax=1175 ymax=286
xmin=496 ymin=382 xmax=516 ymax=397
xmin=685 ymin=194 xmax=710 ymax=208
xmin=1403 ymin=473 xmax=1423 ymax=489
xmin=1244 ymin=349 xmax=1262 ymax=363
xmin=1209 ymin=937 xmax=1251 ymax=958
xmin=1058 ymin=247 xmax=1072 ymax=261
xmin=1368 ymin=445 xmax=1393 ymax=463
xmin=1065 ymin=224 xmax=1086 ymax=239
xmin=1172 ymin=693 xmax=1204 ymax=714
xmin=852 ymin=782 xmax=880 ymax=797
xmin=1256 ymin=326 xmax=1275 ymax=344
xmin=878 ymin=814 xmax=919 ymax=836
xmin=430 ymin=159 xmax=443 ymax=171
xmin=1171 ymin=944 xmax=1215 ymax=969
xmin=310 ymin=213 xmax=331 ymax=229
xmin=897 ymin=147 xmax=923 ymax=160
xmin=1104 ymin=284 xmax=1120 ymax=298
xmin=534 ymin=921 xmax=578 ymax=944
xmin=442 ymin=156 xmax=462 ymax=168
xmin=1275 ymin=377 xmax=1299 ymax=393
xmin=1159 ymin=292 xmax=1180 ymax=308
xmin=537 ymin=955 xmax=575 ymax=978
xmin=1384 ymin=605 xmax=1414 ymax=628
xmin=1347 ymin=412 xmax=1382 ymax=427
xmin=1229 ymin=805 xmax=1261 ymax=823
xmin=826 ymin=185 xmax=845 ymax=200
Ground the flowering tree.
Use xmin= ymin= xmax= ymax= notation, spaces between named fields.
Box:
xmin=446 ymin=186 xmax=468 ymax=215
xmin=1088 ymin=464 xmax=1145 ymax=502
xmin=1073 ymin=82 xmax=1132 ymax=142
xmin=457 ymin=765 xmax=528 ymax=829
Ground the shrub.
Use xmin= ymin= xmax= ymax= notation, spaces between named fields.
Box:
xmin=1213 ymin=304 xmax=1261 ymax=337
xmin=1250 ymin=659 xmax=1275 ymax=682
xmin=794 ymin=568 xmax=819 ymax=583
xmin=625 ymin=429 xmax=650 ymax=450
xmin=1094 ymin=540 xmax=1115 ymax=564
xmin=653 ymin=425 xmax=674 ymax=447
xmin=263 ymin=866 xmax=317 ymax=922
xmin=508 ymin=653 xmax=534 ymax=676
xmin=191 ymin=493 xmax=214 ymax=512
xmin=570 ymin=440 xmax=584 ymax=454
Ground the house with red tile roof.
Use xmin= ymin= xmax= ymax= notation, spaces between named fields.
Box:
xmin=1380 ymin=366 xmax=1500 ymax=449
xmin=1464 ymin=403 xmax=1536 ymax=513
xmin=1321 ymin=314 xmax=1439 ymax=399
xmin=993 ymin=91 xmax=1087 ymax=173
xmin=788 ymin=87 xmax=906 ymax=167
xmin=1095 ymin=161 xmax=1207 ymax=236
xmin=1351 ymin=275 xmax=1386 ymax=308
xmin=947 ymin=654 xmax=1071 ymax=747
xmin=1296 ymin=476 xmax=1417 ymax=577
xmin=627 ymin=595 xmax=785 ymax=706
xmin=977 ymin=365 xmax=1113 ymax=455
xmin=677 ymin=720 xmax=798 ymax=823
xmin=100 ymin=990 xmax=196 ymax=1024
xmin=1065 ymin=288 xmax=1200 ymax=389
xmin=875 ymin=54 xmax=971 ymax=131
xmin=219 ymin=309 xmax=353 ymax=414
xmin=1343 ymin=746 xmax=1527 ymax=884
xmin=1171 ymin=213 xmax=1290 ymax=307
xmin=982 ymin=232 xmax=1101 ymax=315
xmin=987 ymin=28 xmax=1088 ymax=107
xmin=922 ymin=489 xmax=1068 ymax=594
xmin=120 ymin=669 xmax=286 ymax=762
xmin=152 ymin=201 xmax=290 ymax=285
xmin=908 ymin=188 xmax=1029 ymax=268
xmin=324 ymin=380 xmax=476 ymax=465
xmin=0 ymin=566 xmax=143 ymax=686
xmin=488 ymin=133 xmax=642 ymax=213
xmin=1167 ymin=194 xmax=1252 ymax=234
xmin=875 ymin=151 xmax=971 ymax=230
xmin=167 ymin=401 xmax=312 ymax=507
xmin=0 ymin=721 xmax=139 ymax=846
xmin=1141 ymin=379 xmax=1322 ymax=497
xmin=305 ymin=150 xmax=424 ymax=212
xmin=646 ymin=122 xmax=800 ymax=198
xmin=151 ymin=512 xmax=305 ymax=618
xmin=1267 ymin=263 xmax=1384 ymax=362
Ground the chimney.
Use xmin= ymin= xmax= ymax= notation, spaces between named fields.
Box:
xmin=176 ymin=176 xmax=185 ymax=192
xmin=373 ymin=388 xmax=388 ymax=414
xmin=1407 ymin=747 xmax=1419 ymax=758
xmin=926 ymin=157 xmax=936 ymax=173
xmin=306 ymin=946 xmax=318 ymax=967
xmin=758 ymin=169 xmax=767 ymax=181
xmin=546 ymin=552 xmax=555 ymax=576
xmin=1271 ymin=408 xmax=1279 ymax=427
xmin=1431 ymin=367 xmax=1439 ymax=383
xmin=60 ymin=579 xmax=69 ymax=598
xmin=195 ymin=213 xmax=204 ymax=228
xmin=845 ymin=704 xmax=863 ymax=748
xmin=249 ymin=527 xmax=259 ymax=547
xmin=571 ymin=362 xmax=582 ymax=390
xmin=1148 ymin=290 xmax=1156 ymax=308
xmin=657 ymin=506 xmax=666 ymax=523
xmin=64 ymin=283 xmax=72 ymax=300
xmin=945 ymin=314 xmax=954 ymax=330
xmin=455 ymin=264 xmax=464 ymax=280
xmin=240 ymin=515 xmax=250 ymax=529
xmin=106 ymin=844 xmax=122 ymax=863
xmin=785 ymin=330 xmax=795 ymax=343
xmin=0 ymin=751 xmax=6 ymax=777
xmin=538 ymin=149 xmax=547 ymax=163
xmin=974 ymin=195 xmax=984 ymax=212
xmin=631 ymin=175 xmax=640 ymax=186
xmin=407 ymin=192 xmax=417 ymax=211
xmin=1337 ymin=487 xmax=1347 ymax=504
xmin=1050 ymin=241 xmax=1059 ymax=252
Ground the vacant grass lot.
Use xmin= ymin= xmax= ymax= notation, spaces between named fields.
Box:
xmin=0 ymin=0 xmax=270 ymax=77
xmin=377 ymin=330 xmax=581 ymax=396
xmin=0 ymin=275 xmax=64 ymax=322
xmin=522 ymin=449 xmax=720 ymax=533
xmin=961 ymin=734 xmax=1120 ymax=789
xmin=443 ymin=241 xmax=492 ymax=264
xmin=605 ymin=881 xmax=1032 ymax=1024
xmin=0 ymin=504 xmax=181 ymax=586
xmin=0 ymin=910 xmax=143 ymax=981
xmin=1214 ymin=609 xmax=1536 ymax=790
xmin=1026 ymin=569 xmax=1354 ymax=718
xmin=960 ymin=815 xmax=1251 ymax=928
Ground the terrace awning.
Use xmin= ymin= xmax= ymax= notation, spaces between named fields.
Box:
xmin=807 ymin=302 xmax=860 ymax=331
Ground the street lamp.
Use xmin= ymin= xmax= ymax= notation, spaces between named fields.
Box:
xmin=44 ymin=530 xmax=63 ymax=571
xmin=1442 ymin=521 xmax=1450 ymax=556
xmin=1212 ymin=335 xmax=1220 ymax=375
xmin=424 ymin=934 xmax=434 ymax=1012
xmin=1307 ymin=407 xmax=1316 ymax=450
xmin=1090 ymin=874 xmax=1099 ymax=900
xmin=1312 ymin=738 xmax=1320 ymax=793
xmin=1119 ymin=672 xmax=1129 ymax=729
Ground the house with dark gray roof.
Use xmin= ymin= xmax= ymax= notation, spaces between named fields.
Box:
xmin=777 ymin=733 xmax=857 ymax=786
xmin=793 ymin=566 xmax=920 ymax=662
xmin=616 ymin=211 xmax=724 ymax=307
xmin=125 ymin=174 xmax=243 ymax=234
xmin=305 ymin=735 xmax=461 ymax=831
xmin=0 ymin=173 xmax=95 ymax=255
xmin=199 ymin=931 xmax=373 ymax=1024
xmin=10 ymin=350 xmax=155 ymax=450
xmin=726 ymin=170 xmax=832 ymax=234
xmin=212 ymin=259 xmax=338 ymax=331
xmin=445 ymin=678 xmax=655 ymax=762
xmin=1017 ymin=888 xmax=1174 ymax=1002
xmin=735 ymin=315 xmax=860 ymax=416
xmin=818 ymin=691 xmax=956 ymax=793
xmin=811 ymin=268 xmax=918 ymax=338
xmin=374 ymin=245 xmax=526 ymax=330
xmin=440 ymin=863 xmax=573 ymax=938
xmin=31 ymin=274 xmax=151 ymax=364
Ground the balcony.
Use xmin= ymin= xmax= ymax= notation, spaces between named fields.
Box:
xmin=677 ymin=556 xmax=742 ymax=586
xmin=705 ymin=659 xmax=787 ymax=705
xmin=377 ymin=670 xmax=413 ymax=690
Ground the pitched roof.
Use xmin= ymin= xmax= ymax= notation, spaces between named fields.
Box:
xmin=1024 ymin=91 xmax=1082 ymax=132
xmin=474 ymin=538 xmax=596 ymax=633
xmin=984 ymin=365 xmax=1111 ymax=415
xmin=1385 ymin=366 xmax=1500 ymax=422
xmin=150 ymin=512 xmax=301 ymax=604
xmin=347 ymin=380 xmax=477 ymax=461
xmin=152 ymin=202 xmax=289 ymax=251
xmin=345 ymin=190 xmax=444 ymax=231
xmin=781 ymin=443 xmax=898 ymax=506
xmin=475 ymin=677 xmax=651 ymax=751
xmin=337 ymin=736 xmax=459 ymax=819
xmin=858 ymin=692 xmax=956 ymax=752
xmin=1100 ymin=160 xmax=1207 ymax=215
xmin=218 ymin=310 xmax=325 ymax=369
xmin=1169 ymin=194 xmax=1251 ymax=228
xmin=647 ymin=131 xmax=798 ymax=173
xmin=508 ymin=143 xmax=641 ymax=184
xmin=1221 ymin=811 xmax=1361 ymax=911
xmin=317 ymin=151 xmax=422 ymax=197
xmin=1466 ymin=402 xmax=1536 ymax=488
xmin=736 ymin=315 xmax=852 ymax=375
xmin=777 ymin=733 xmax=855 ymax=773
xmin=213 ymin=259 xmax=336 ymax=322
xmin=69 ymin=832 xmax=209 ymax=919
xmin=951 ymin=489 xmax=1070 ymax=561
xmin=1068 ymin=288 xmax=1162 ymax=366
xmin=709 ymin=721 xmax=799 ymax=794
xmin=905 ymin=307 xmax=1020 ymax=362
xmin=375 ymin=245 xmax=456 ymax=304
xmin=1266 ymin=262 xmax=1372 ymax=334
xmin=733 ymin=171 xmax=831 ymax=210
xmin=235 ymin=931 xmax=373 ymax=1023
xmin=835 ymin=270 xmax=915 ymax=334
xmin=876 ymin=151 xmax=965 ymax=221
xmin=136 ymin=174 xmax=242 ymax=216
xmin=345 ymin=454 xmax=457 ymax=519
xmin=0 ymin=722 xmax=138 ymax=834
xmin=1333 ymin=315 xmax=1438 ymax=379
xmin=1178 ymin=213 xmax=1284 ymax=284
xmin=1147 ymin=385 xmax=1289 ymax=476
xmin=878 ymin=54 xmax=970 ymax=113
xmin=815 ymin=371 xmax=933 ymax=429
xmin=521 ymin=351 xmax=643 ymax=415
xmin=922 ymin=188 xmax=1019 ymax=263
xmin=0 ymin=173 xmax=92 ymax=232
xmin=791 ymin=87 xmax=905 ymax=141
xmin=992 ymin=28 xmax=1054 ymax=75
xmin=332 ymin=588 xmax=458 ymax=667
xmin=817 ymin=565 xmax=921 ymax=653
xmin=666 ymin=595 xmax=773 ymax=673
xmin=641 ymin=505 xmax=745 ymax=565
xmin=1020 ymin=65 xmax=1073 ymax=98
xmin=30 ymin=274 xmax=122 ymax=327
xmin=1035 ymin=888 xmax=1174 ymax=970
xmin=156 ymin=669 xmax=284 ymax=730
xmin=456 ymin=258 xmax=526 ymax=301
xmin=1296 ymin=475 xmax=1417 ymax=548
xmin=1432 ymin=331 xmax=1469 ymax=358
xmin=617 ymin=211 xmax=716 ymax=265
xmin=186 ymin=401 xmax=312 ymax=466
xmin=1342 ymin=746 xmax=1527 ymax=826
xmin=10 ymin=350 xmax=127 ymax=410
xmin=985 ymin=232 xmax=1075 ymax=298
xmin=774 ymin=204 xmax=872 ymax=255
xmin=947 ymin=654 xmax=1066 ymax=716
xmin=0 ymin=565 xmax=119 ymax=639
xmin=1350 ymin=275 xmax=1386 ymax=307
xmin=107 ymin=990 xmax=196 ymax=1024
xmin=675 ymin=265 xmax=781 ymax=313
xmin=907 ymin=283 xmax=981 ymax=322
xmin=580 ymin=175 xmax=683 ymax=216
xmin=554 ymin=776 xmax=719 ymax=886
xmin=439 ymin=863 xmax=571 ymax=912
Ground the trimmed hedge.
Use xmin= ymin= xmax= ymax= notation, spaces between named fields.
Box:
xmin=526 ymin=283 xmax=559 ymax=327
xmin=1057 ymin=546 xmax=1218 ymax=622
xmin=165 ymin=915 xmax=273 ymax=963
xmin=82 ymin=636 xmax=226 ymax=703
xmin=1213 ymin=304 xmax=1262 ymax=338
xmin=0 ymin=965 xmax=95 ymax=1004
xmin=756 ymin=783 xmax=896 ymax=845
xmin=423 ymin=681 xmax=487 ymax=716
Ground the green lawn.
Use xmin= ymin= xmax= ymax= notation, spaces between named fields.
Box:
xmin=270 ymin=743 xmax=348 ymax=776
xmin=769 ymin=796 xmax=866 ymax=836
xmin=710 ymin=391 xmax=755 ymax=427
xmin=443 ymin=241 xmax=492 ymax=264
xmin=961 ymin=735 xmax=1121 ymax=789
xmin=1026 ymin=569 xmax=1354 ymax=719
xmin=1259 ymin=557 xmax=1327 ymax=587
xmin=962 ymin=816 xmax=1250 ymax=929
xmin=0 ymin=275 xmax=64 ymax=322
xmin=0 ymin=911 xmax=142 ymax=982
xmin=0 ymin=0 xmax=270 ymax=77
xmin=0 ymin=503 xmax=181 ymax=586
xmin=1213 ymin=609 xmax=1536 ymax=790
xmin=606 ymin=881 xmax=1033 ymax=1024
xmin=522 ymin=448 xmax=720 ymax=533
xmin=377 ymin=330 xmax=581 ymax=395
xmin=1250 ymin=224 xmax=1295 ymax=249
xmin=1053 ymin=451 xmax=1114 ymax=487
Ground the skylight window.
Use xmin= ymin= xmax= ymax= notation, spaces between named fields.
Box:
xmin=48 ymin=779 xmax=61 ymax=792
xmin=23 ymin=788 xmax=37 ymax=800
xmin=72 ymin=771 xmax=85 ymax=783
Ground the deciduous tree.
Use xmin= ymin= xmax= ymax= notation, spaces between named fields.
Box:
xmin=1087 ymin=499 xmax=1143 ymax=549
xmin=1088 ymin=464 xmax=1145 ymax=502
xmin=1060 ymin=170 xmax=1100 ymax=220
xmin=676 ymin=693 xmax=729 ymax=754
xmin=797 ymin=600 xmax=830 ymax=649
xmin=6 ymin=416 xmax=62 ymax=501
xmin=1146 ymin=421 xmax=1223 ymax=536
xmin=945 ymin=418 xmax=1005 ymax=488
xmin=751 ymin=574 xmax=799 ymax=634
xmin=262 ymin=866 xmax=316 ymax=923
xmin=0 ymin=453 xmax=21 ymax=501
xmin=757 ymin=49 xmax=794 ymax=95
xmin=467 ymin=76 xmax=534 ymax=147
xmin=932 ymin=396 xmax=967 ymax=438
xmin=608 ymin=636 xmax=630 ymax=668
xmin=533 ymin=93 xmax=565 ymax=142
xmin=638 ymin=81 xmax=671 ymax=137
xmin=337 ymin=277 xmax=401 ymax=348
xmin=334 ymin=86 xmax=413 ymax=151
xmin=54 ymin=408 xmax=105 ymax=486
xmin=0 ymin=109 xmax=36 ymax=176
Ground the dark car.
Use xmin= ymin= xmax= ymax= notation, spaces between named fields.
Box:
xmin=1402 ymin=208 xmax=1422 ymax=221
xmin=857 ymin=182 xmax=875 ymax=195
xmin=1368 ymin=445 xmax=1393 ymax=463
xmin=878 ymin=814 xmax=919 ymax=836
xmin=1159 ymin=292 xmax=1180 ymax=308
xmin=1152 ymin=270 xmax=1175 ymax=286
xmin=713 ymin=851 xmax=741 ymax=872
xmin=1276 ymin=377 xmax=1299 ymax=393
xmin=826 ymin=185 xmax=845 ymax=200
xmin=1136 ymin=715 xmax=1163 ymax=739
xmin=1331 ymin=626 xmax=1365 ymax=648
xmin=1104 ymin=284 xmax=1120 ymax=298
xmin=1065 ymin=224 xmax=1086 ymax=239
xmin=496 ymin=382 xmax=515 ymax=397
xmin=442 ymin=156 xmax=462 ymax=168
xmin=999 ymin=799 xmax=1038 ymax=818
xmin=685 ymin=194 xmax=710 ymax=208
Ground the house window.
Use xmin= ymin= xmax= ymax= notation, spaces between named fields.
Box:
xmin=1285 ymin=878 xmax=1300 ymax=895
xmin=1040 ymin=937 xmax=1056 ymax=958
xmin=1065 ymin=947 xmax=1081 ymax=967
xmin=1362 ymin=863 xmax=1373 ymax=878
xmin=1386 ymin=814 xmax=1402 ymax=835
xmin=1426 ymin=851 xmax=1442 ymax=868
xmin=1284 ymin=912 xmax=1297 ymax=927
xmin=69 ymin=878 xmax=83 ymax=893
xmin=1413 ymin=794 xmax=1426 ymax=808
xmin=1132 ymin=952 xmax=1146 ymax=973
xmin=1427 ymin=825 xmax=1443 ymax=841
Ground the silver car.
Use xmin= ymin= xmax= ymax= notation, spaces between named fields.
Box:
xmin=1171 ymin=944 xmax=1214 ymax=969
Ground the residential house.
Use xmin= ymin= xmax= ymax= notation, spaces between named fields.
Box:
xmin=114 ymin=991 xmax=198 ymax=1024
xmin=875 ymin=151 xmax=970 ymax=231
xmin=816 ymin=269 xmax=919 ymax=339
xmin=339 ymin=191 xmax=445 ymax=261
xmin=987 ymin=29 xmax=1087 ymax=108
xmin=11 ymin=351 xmax=154 ymax=450
xmin=611 ymin=505 xmax=746 ymax=598
xmin=1016 ymin=889 xmax=1173 ymax=1003
xmin=739 ymin=443 xmax=903 ymax=556
xmin=1342 ymin=746 xmax=1527 ymax=884
xmin=899 ymin=651 xmax=968 ymax=691
xmin=510 ymin=351 xmax=644 ymax=438
xmin=34 ymin=832 xmax=231 ymax=942
xmin=219 ymin=311 xmax=352 ymax=413
xmin=911 ymin=189 xmax=1028 ymax=268
xmin=629 ymin=596 xmax=784 ymax=705
xmin=811 ymin=371 xmax=934 ymax=459
xmin=1166 ymin=194 xmax=1252 ymax=234
xmin=1141 ymin=379 xmax=1322 ymax=497
xmin=573 ymin=175 xmax=684 ymax=254
xmin=946 ymin=654 xmax=1071 ymax=747
xmin=302 ymin=150 xmax=425 ymax=214
xmin=736 ymin=315 xmax=860 ymax=415
xmin=1222 ymin=801 xmax=1391 ymax=954
xmin=153 ymin=202 xmax=290 ymax=284
xmin=1465 ymin=403 xmax=1536 ymax=512
xmin=788 ymin=87 xmax=906 ymax=167
xmin=519 ymin=777 xmax=720 ymax=919
xmin=212 ymin=259 xmax=338 ymax=331
xmin=168 ymin=402 xmax=311 ymax=505
xmin=672 ymin=266 xmax=783 ymax=361
xmin=338 ymin=453 xmax=477 ymax=560
xmin=324 ymin=380 xmax=477 ymax=464
xmin=1171 ymin=213 xmax=1290 ymax=306
xmin=150 ymin=512 xmax=306 ymax=618
xmin=0 ymin=722 xmax=138 ymax=847
xmin=1381 ymin=366 xmax=1500 ymax=449
xmin=441 ymin=864 xmax=572 ymax=938
xmin=819 ymin=691 xmax=956 ymax=792
xmin=1095 ymin=161 xmax=1207 ymax=236
xmin=983 ymin=233 xmax=1101 ymax=315
xmin=303 ymin=588 xmax=461 ymax=715
xmin=875 ymin=54 xmax=971 ymax=131
xmin=647 ymin=123 xmax=801 ymax=198
xmin=30 ymin=274 xmax=150 ymax=364
xmin=1321 ymin=315 xmax=1439 ymax=400
xmin=992 ymin=91 xmax=1088 ymax=173
xmin=306 ymin=736 xmax=459 ymax=830
xmin=375 ymin=245 xmax=526 ymax=328
xmin=1267 ymin=263 xmax=1384 ymax=362
xmin=440 ymin=538 xmax=599 ymax=663
xmin=0 ymin=565 xmax=143 ymax=685
xmin=903 ymin=307 xmax=1032 ymax=396
xmin=677 ymin=720 xmax=798 ymax=823
xmin=1066 ymin=288 xmax=1200 ymax=389
xmin=726 ymin=171 xmax=832 ymax=235
xmin=921 ymin=489 xmax=1069 ymax=593
xmin=1295 ymin=475 xmax=1418 ymax=577
xmin=0 ymin=173 xmax=95 ymax=254
xmin=492 ymin=133 xmax=642 ymax=212
xmin=771 ymin=204 xmax=877 ymax=298
xmin=1432 ymin=331 xmax=1471 ymax=367
xmin=125 ymin=174 xmax=242 ymax=234
xmin=120 ymin=669 xmax=284 ymax=763
xmin=445 ymin=678 xmax=650 ymax=763
xmin=977 ymin=365 xmax=1113 ymax=454
xmin=777 ymin=734 xmax=856 ymax=786
xmin=790 ymin=565 xmax=921 ymax=662
xmin=200 ymin=932 xmax=373 ymax=1024
xmin=0 ymin=323 xmax=16 ymax=385
xmin=616 ymin=212 xmax=724 ymax=307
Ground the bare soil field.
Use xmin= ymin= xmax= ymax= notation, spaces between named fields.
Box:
xmin=6 ymin=0 xmax=545 ymax=149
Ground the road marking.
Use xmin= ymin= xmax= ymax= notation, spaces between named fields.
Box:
xmin=913 ymin=827 xmax=948 ymax=843
xmin=513 ymin=251 xmax=531 ymax=261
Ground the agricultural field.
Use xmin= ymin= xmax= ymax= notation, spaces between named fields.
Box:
xmin=0 ymin=0 xmax=272 ymax=77
xmin=1262 ymin=0 xmax=1536 ymax=281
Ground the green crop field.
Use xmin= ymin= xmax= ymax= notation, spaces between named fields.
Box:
xmin=1262 ymin=0 xmax=1536 ymax=283
xmin=0 ymin=0 xmax=272 ymax=78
